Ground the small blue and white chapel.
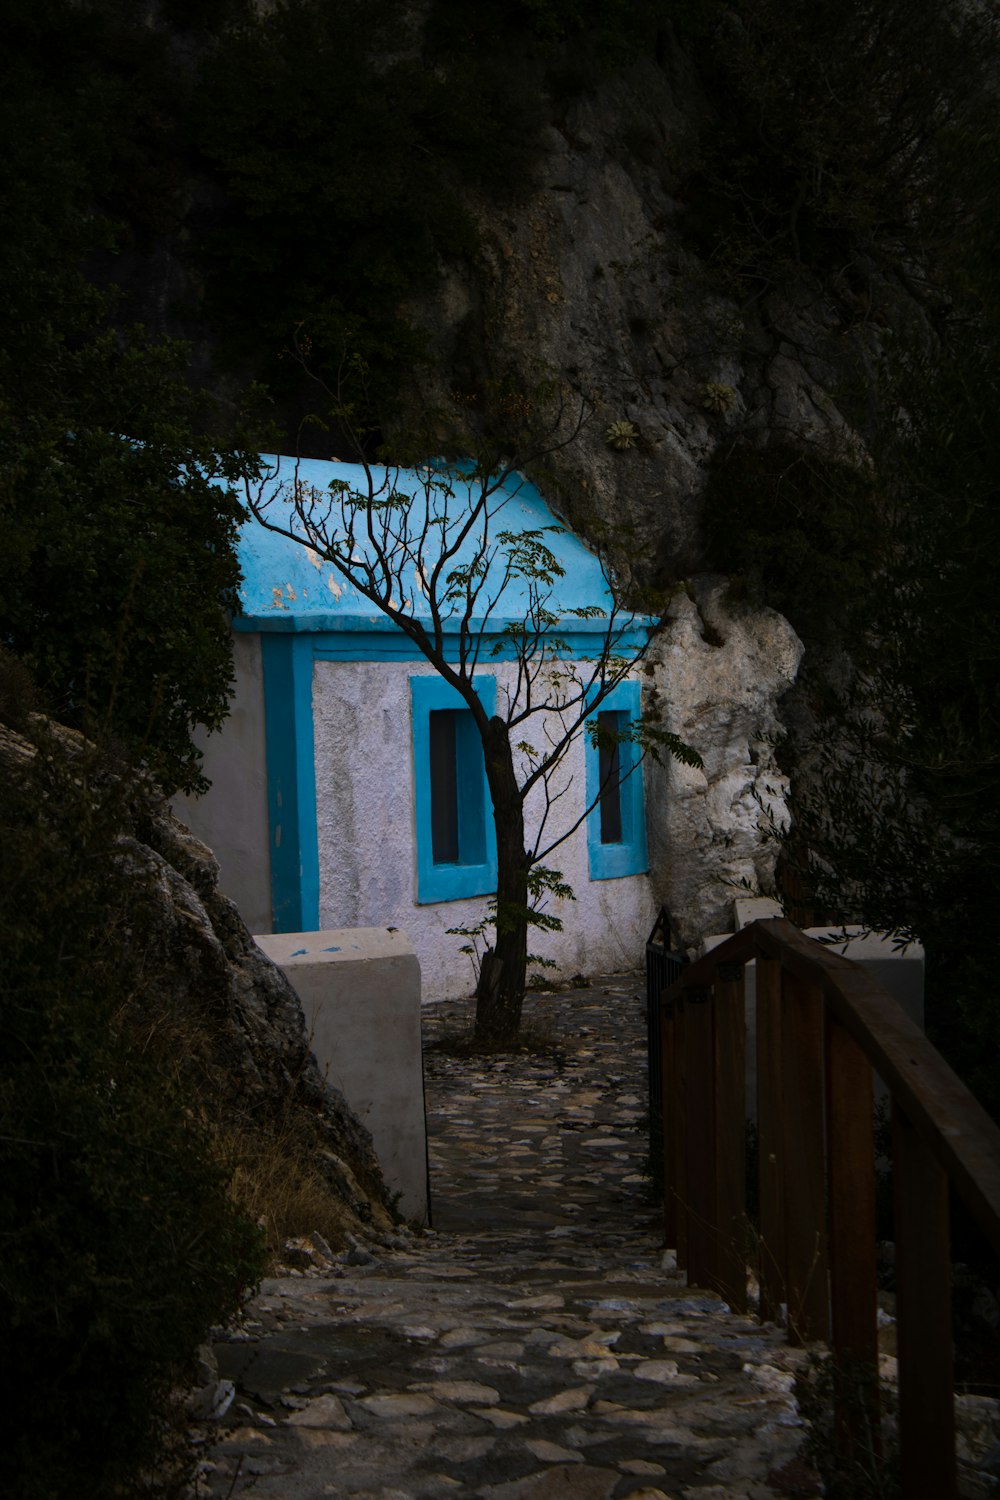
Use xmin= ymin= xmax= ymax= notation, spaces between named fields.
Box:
xmin=177 ymin=456 xmax=658 ymax=999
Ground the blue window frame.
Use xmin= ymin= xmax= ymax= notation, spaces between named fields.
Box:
xmin=585 ymin=679 xmax=648 ymax=880
xmin=410 ymin=675 xmax=497 ymax=903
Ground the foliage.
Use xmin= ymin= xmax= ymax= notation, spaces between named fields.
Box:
xmin=684 ymin=0 xmax=1000 ymax=301
xmin=707 ymin=329 xmax=1000 ymax=1116
xmin=701 ymin=381 xmax=735 ymax=414
xmin=796 ymin=342 xmax=1000 ymax=1115
xmin=0 ymin=0 xmax=260 ymax=793
xmin=0 ymin=711 xmax=265 ymax=1499
xmin=430 ymin=0 xmax=718 ymax=57
xmin=193 ymin=0 xmax=541 ymax=423
xmin=220 ymin=1118 xmax=359 ymax=1258
xmin=693 ymin=0 xmax=1000 ymax=1119
xmin=799 ymin=1353 xmax=898 ymax=1500
xmin=697 ymin=0 xmax=1000 ymax=1110
xmin=448 ymin=863 xmax=578 ymax=978
xmin=704 ymin=442 xmax=880 ymax=645
xmin=605 ymin=419 xmax=640 ymax=450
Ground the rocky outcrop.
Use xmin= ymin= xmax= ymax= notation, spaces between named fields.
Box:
xmin=130 ymin=810 xmax=391 ymax=1228
xmin=397 ymin=51 xmax=870 ymax=941
xmin=0 ymin=716 xmax=392 ymax=1236
xmin=114 ymin=21 xmax=867 ymax=949
xmin=643 ymin=578 xmax=803 ymax=945
xmin=404 ymin=53 xmax=870 ymax=583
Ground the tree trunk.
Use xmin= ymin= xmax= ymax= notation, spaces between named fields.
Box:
xmin=475 ymin=716 xmax=529 ymax=1047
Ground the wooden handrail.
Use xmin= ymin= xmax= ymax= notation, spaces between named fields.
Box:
xmin=660 ymin=917 xmax=1000 ymax=1499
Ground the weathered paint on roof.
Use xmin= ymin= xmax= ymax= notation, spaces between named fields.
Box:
xmin=232 ymin=455 xmax=637 ymax=638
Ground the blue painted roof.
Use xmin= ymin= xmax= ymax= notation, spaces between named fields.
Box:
xmin=232 ymin=455 xmax=646 ymax=642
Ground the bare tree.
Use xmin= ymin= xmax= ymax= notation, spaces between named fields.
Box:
xmin=243 ymin=388 xmax=698 ymax=1044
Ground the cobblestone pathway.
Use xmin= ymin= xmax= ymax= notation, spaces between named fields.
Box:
xmin=197 ymin=975 xmax=817 ymax=1500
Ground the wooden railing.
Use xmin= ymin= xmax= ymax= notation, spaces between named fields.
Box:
xmin=660 ymin=918 xmax=1000 ymax=1500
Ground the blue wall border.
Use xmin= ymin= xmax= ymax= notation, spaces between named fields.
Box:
xmin=585 ymin=679 xmax=649 ymax=881
xmin=236 ymin=620 xmax=651 ymax=661
xmin=410 ymin=675 xmax=498 ymax=904
xmin=257 ymin=627 xmax=650 ymax=927
xmin=261 ymin=634 xmax=320 ymax=932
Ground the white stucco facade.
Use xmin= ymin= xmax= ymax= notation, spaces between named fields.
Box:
xmin=171 ymin=456 xmax=663 ymax=1001
xmin=311 ymin=656 xmax=656 ymax=999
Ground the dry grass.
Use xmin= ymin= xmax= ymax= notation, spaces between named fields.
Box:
xmin=120 ymin=986 xmax=379 ymax=1263
xmin=218 ymin=1122 xmax=356 ymax=1262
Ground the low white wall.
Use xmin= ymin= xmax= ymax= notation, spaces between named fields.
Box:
xmin=173 ymin=633 xmax=272 ymax=934
xmin=255 ymin=927 xmax=428 ymax=1224
xmin=802 ymin=925 xmax=925 ymax=1032
xmin=311 ymin=657 xmax=656 ymax=1000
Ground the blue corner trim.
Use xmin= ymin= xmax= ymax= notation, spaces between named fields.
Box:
xmin=410 ymin=674 xmax=498 ymax=904
xmin=261 ymin=634 xmax=320 ymax=932
xmin=585 ymin=679 xmax=649 ymax=881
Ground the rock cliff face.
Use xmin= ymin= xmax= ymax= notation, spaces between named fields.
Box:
xmin=121 ymin=18 xmax=890 ymax=943
xmin=129 ymin=805 xmax=392 ymax=1230
xmin=400 ymin=51 xmax=851 ymax=938
xmin=403 ymin=52 xmax=866 ymax=582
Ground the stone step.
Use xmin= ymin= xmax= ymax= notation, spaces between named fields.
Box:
xmin=193 ymin=976 xmax=819 ymax=1499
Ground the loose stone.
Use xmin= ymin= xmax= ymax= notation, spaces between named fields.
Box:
xmin=523 ymin=1438 xmax=585 ymax=1463
xmin=528 ymin=1386 xmax=593 ymax=1416
xmin=285 ymin=1395 xmax=352 ymax=1430
xmin=357 ymin=1393 xmax=440 ymax=1418
xmin=408 ymin=1380 xmax=500 ymax=1404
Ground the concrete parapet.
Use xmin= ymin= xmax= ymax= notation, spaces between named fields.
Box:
xmin=255 ymin=928 xmax=428 ymax=1224
xmin=733 ymin=895 xmax=784 ymax=929
xmin=803 ymin=925 xmax=924 ymax=1031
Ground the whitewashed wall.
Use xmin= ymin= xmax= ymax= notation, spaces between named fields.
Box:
xmin=176 ymin=582 xmax=805 ymax=983
xmin=172 ymin=633 xmax=272 ymax=934
xmin=311 ymin=658 xmax=656 ymax=1000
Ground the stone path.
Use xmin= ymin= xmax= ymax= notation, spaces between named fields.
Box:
xmin=193 ymin=975 xmax=818 ymax=1500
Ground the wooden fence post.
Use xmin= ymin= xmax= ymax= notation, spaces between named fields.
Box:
xmin=714 ymin=961 xmax=747 ymax=1312
xmin=825 ymin=1013 xmax=879 ymax=1457
xmin=893 ymin=1103 xmax=956 ymax=1499
xmin=780 ymin=971 xmax=829 ymax=1343
xmin=660 ymin=991 xmax=678 ymax=1251
xmin=673 ymin=994 xmax=688 ymax=1270
xmin=683 ymin=984 xmax=716 ymax=1290
xmin=757 ymin=955 xmax=786 ymax=1323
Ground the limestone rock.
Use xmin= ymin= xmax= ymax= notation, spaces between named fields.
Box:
xmin=644 ymin=578 xmax=803 ymax=944
xmin=403 ymin=54 xmax=876 ymax=585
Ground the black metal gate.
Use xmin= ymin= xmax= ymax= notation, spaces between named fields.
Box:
xmin=645 ymin=907 xmax=686 ymax=1189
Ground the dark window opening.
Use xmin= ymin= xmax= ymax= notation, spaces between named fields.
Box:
xmin=429 ymin=709 xmax=459 ymax=863
xmin=598 ymin=710 xmax=624 ymax=844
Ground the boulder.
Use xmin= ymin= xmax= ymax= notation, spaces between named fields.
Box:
xmin=0 ymin=715 xmax=392 ymax=1236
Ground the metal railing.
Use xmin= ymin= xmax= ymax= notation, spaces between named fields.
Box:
xmin=659 ymin=917 xmax=1000 ymax=1499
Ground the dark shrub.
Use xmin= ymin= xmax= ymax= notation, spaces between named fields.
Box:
xmin=0 ymin=718 xmax=265 ymax=1499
